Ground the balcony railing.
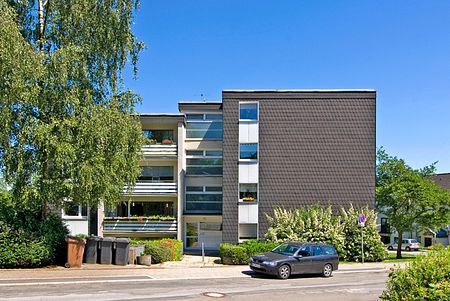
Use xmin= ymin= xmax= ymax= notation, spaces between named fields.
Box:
xmin=123 ymin=182 xmax=177 ymax=196
xmin=142 ymin=144 xmax=177 ymax=158
xmin=103 ymin=218 xmax=177 ymax=235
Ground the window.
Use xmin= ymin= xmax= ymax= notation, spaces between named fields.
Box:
xmin=186 ymin=114 xmax=223 ymax=140
xmin=186 ymin=122 xmax=223 ymax=140
xmin=240 ymin=103 xmax=258 ymax=120
xmin=186 ymin=150 xmax=222 ymax=175
xmin=142 ymin=130 xmax=174 ymax=143
xmin=297 ymin=245 xmax=311 ymax=257
xmin=185 ymin=186 xmax=222 ymax=214
xmin=322 ymin=246 xmax=337 ymax=255
xmin=139 ymin=166 xmax=173 ymax=182
xmin=239 ymin=184 xmax=257 ymax=201
xmin=240 ymin=143 xmax=258 ymax=160
xmin=62 ymin=202 xmax=87 ymax=218
xmin=239 ymin=224 xmax=257 ymax=240
xmin=312 ymin=246 xmax=323 ymax=256
xmin=130 ymin=201 xmax=173 ymax=216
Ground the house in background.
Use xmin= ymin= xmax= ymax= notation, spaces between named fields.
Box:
xmin=377 ymin=172 xmax=450 ymax=247
xmin=63 ymin=89 xmax=377 ymax=252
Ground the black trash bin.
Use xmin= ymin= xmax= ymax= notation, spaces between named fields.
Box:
xmin=84 ymin=236 xmax=101 ymax=264
xmin=99 ymin=237 xmax=115 ymax=264
xmin=114 ymin=238 xmax=130 ymax=265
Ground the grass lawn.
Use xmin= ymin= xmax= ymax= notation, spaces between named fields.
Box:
xmin=383 ymin=252 xmax=418 ymax=263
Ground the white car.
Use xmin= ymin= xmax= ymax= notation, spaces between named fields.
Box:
xmin=387 ymin=239 xmax=419 ymax=251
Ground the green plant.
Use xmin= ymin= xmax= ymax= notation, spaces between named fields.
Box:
xmin=133 ymin=239 xmax=182 ymax=262
xmin=0 ymin=192 xmax=69 ymax=268
xmin=264 ymin=205 xmax=387 ymax=262
xmin=143 ymin=242 xmax=171 ymax=264
xmin=381 ymin=246 xmax=450 ymax=300
xmin=219 ymin=243 xmax=248 ymax=264
xmin=240 ymin=240 xmax=278 ymax=256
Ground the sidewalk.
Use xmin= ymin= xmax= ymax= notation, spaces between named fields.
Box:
xmin=0 ymin=255 xmax=407 ymax=281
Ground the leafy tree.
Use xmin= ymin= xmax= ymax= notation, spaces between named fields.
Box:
xmin=376 ymin=149 xmax=450 ymax=258
xmin=0 ymin=0 xmax=144 ymax=214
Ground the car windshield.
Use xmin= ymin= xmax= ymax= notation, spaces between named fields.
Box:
xmin=271 ymin=243 xmax=299 ymax=256
xmin=410 ymin=239 xmax=418 ymax=243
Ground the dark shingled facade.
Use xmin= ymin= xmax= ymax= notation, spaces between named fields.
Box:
xmin=222 ymin=90 xmax=376 ymax=243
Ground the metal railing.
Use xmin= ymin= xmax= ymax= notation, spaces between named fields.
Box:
xmin=103 ymin=219 xmax=177 ymax=234
xmin=123 ymin=182 xmax=177 ymax=196
xmin=142 ymin=144 xmax=177 ymax=157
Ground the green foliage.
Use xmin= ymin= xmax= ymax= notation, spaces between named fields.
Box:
xmin=142 ymin=241 xmax=172 ymax=264
xmin=219 ymin=240 xmax=279 ymax=265
xmin=0 ymin=0 xmax=144 ymax=213
xmin=265 ymin=206 xmax=345 ymax=256
xmin=135 ymin=239 xmax=183 ymax=263
xmin=264 ymin=205 xmax=387 ymax=262
xmin=219 ymin=243 xmax=249 ymax=265
xmin=0 ymin=192 xmax=69 ymax=268
xmin=376 ymin=148 xmax=450 ymax=258
xmin=381 ymin=246 xmax=450 ymax=300
xmin=341 ymin=205 xmax=387 ymax=262
xmin=240 ymin=240 xmax=279 ymax=256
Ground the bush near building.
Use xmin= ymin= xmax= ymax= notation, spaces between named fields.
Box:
xmin=0 ymin=193 xmax=68 ymax=268
xmin=132 ymin=239 xmax=183 ymax=263
xmin=220 ymin=240 xmax=278 ymax=264
xmin=381 ymin=246 xmax=450 ymax=300
xmin=264 ymin=205 xmax=387 ymax=262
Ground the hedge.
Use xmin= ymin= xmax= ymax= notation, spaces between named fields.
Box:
xmin=0 ymin=192 xmax=69 ymax=268
xmin=381 ymin=246 xmax=450 ymax=300
xmin=132 ymin=239 xmax=183 ymax=263
xmin=220 ymin=240 xmax=278 ymax=264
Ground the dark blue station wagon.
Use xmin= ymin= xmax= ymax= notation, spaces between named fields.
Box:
xmin=249 ymin=242 xmax=339 ymax=279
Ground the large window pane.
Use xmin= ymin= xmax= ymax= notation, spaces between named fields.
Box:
xmin=186 ymin=122 xmax=223 ymax=140
xmin=240 ymin=103 xmax=258 ymax=120
xmin=130 ymin=201 xmax=174 ymax=216
xmin=205 ymin=114 xmax=223 ymax=121
xmin=185 ymin=194 xmax=222 ymax=213
xmin=240 ymin=143 xmax=258 ymax=160
xmin=186 ymin=158 xmax=223 ymax=176
xmin=142 ymin=130 xmax=174 ymax=143
xmin=140 ymin=166 xmax=173 ymax=181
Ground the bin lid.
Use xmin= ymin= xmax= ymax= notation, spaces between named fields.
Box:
xmin=102 ymin=237 xmax=116 ymax=242
xmin=87 ymin=236 xmax=102 ymax=241
xmin=65 ymin=235 xmax=86 ymax=244
xmin=116 ymin=238 xmax=130 ymax=243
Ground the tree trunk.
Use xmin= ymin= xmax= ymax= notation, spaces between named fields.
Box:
xmin=396 ymin=231 xmax=403 ymax=259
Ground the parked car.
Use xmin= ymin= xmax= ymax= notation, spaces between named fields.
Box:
xmin=249 ymin=242 xmax=339 ymax=279
xmin=387 ymin=239 xmax=420 ymax=251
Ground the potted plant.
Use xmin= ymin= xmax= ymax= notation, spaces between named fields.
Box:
xmin=243 ymin=196 xmax=254 ymax=202
xmin=161 ymin=139 xmax=173 ymax=145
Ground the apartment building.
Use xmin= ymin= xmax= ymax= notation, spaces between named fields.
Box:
xmin=63 ymin=90 xmax=376 ymax=252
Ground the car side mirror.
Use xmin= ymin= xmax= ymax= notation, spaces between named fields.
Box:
xmin=295 ymin=254 xmax=302 ymax=258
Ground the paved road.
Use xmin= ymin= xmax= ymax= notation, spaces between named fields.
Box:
xmin=0 ymin=268 xmax=388 ymax=301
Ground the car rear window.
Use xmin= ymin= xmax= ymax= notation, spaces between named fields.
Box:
xmin=410 ymin=240 xmax=418 ymax=243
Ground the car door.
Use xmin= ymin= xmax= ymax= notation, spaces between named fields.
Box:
xmin=311 ymin=246 xmax=325 ymax=273
xmin=291 ymin=245 xmax=313 ymax=274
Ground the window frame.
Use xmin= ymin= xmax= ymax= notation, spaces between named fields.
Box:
xmin=61 ymin=202 xmax=87 ymax=219
xmin=239 ymin=143 xmax=258 ymax=161
xmin=184 ymin=185 xmax=223 ymax=214
xmin=185 ymin=113 xmax=223 ymax=141
xmin=186 ymin=150 xmax=223 ymax=176
xmin=239 ymin=102 xmax=259 ymax=121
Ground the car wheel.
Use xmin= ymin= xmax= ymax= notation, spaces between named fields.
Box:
xmin=405 ymin=247 xmax=411 ymax=251
xmin=322 ymin=263 xmax=333 ymax=278
xmin=388 ymin=246 xmax=393 ymax=250
xmin=277 ymin=264 xmax=291 ymax=280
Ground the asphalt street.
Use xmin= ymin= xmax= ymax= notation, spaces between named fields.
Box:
xmin=0 ymin=268 xmax=389 ymax=301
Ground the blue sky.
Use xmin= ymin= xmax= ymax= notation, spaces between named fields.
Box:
xmin=123 ymin=1 xmax=450 ymax=173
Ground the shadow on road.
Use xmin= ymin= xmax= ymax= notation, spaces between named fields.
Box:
xmin=242 ymin=270 xmax=327 ymax=280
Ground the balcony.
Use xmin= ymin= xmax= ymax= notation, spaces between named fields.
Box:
xmin=142 ymin=144 xmax=177 ymax=158
xmin=103 ymin=218 xmax=177 ymax=235
xmin=123 ymin=181 xmax=177 ymax=196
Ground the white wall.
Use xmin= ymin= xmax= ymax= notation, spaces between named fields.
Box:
xmin=64 ymin=219 xmax=89 ymax=236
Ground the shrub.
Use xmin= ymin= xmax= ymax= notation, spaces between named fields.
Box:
xmin=219 ymin=243 xmax=248 ymax=264
xmin=264 ymin=205 xmax=387 ymax=262
xmin=0 ymin=193 xmax=68 ymax=268
xmin=240 ymin=240 xmax=278 ymax=256
xmin=142 ymin=241 xmax=171 ymax=264
xmin=381 ymin=246 xmax=450 ymax=300
xmin=134 ymin=239 xmax=183 ymax=263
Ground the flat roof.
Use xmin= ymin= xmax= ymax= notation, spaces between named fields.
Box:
xmin=222 ymin=89 xmax=376 ymax=92
xmin=137 ymin=113 xmax=184 ymax=117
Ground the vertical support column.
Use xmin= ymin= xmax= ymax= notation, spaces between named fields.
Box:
xmin=97 ymin=201 xmax=104 ymax=237
xmin=177 ymin=120 xmax=185 ymax=241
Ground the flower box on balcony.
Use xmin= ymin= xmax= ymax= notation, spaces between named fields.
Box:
xmin=243 ymin=197 xmax=255 ymax=202
xmin=161 ymin=139 xmax=173 ymax=145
